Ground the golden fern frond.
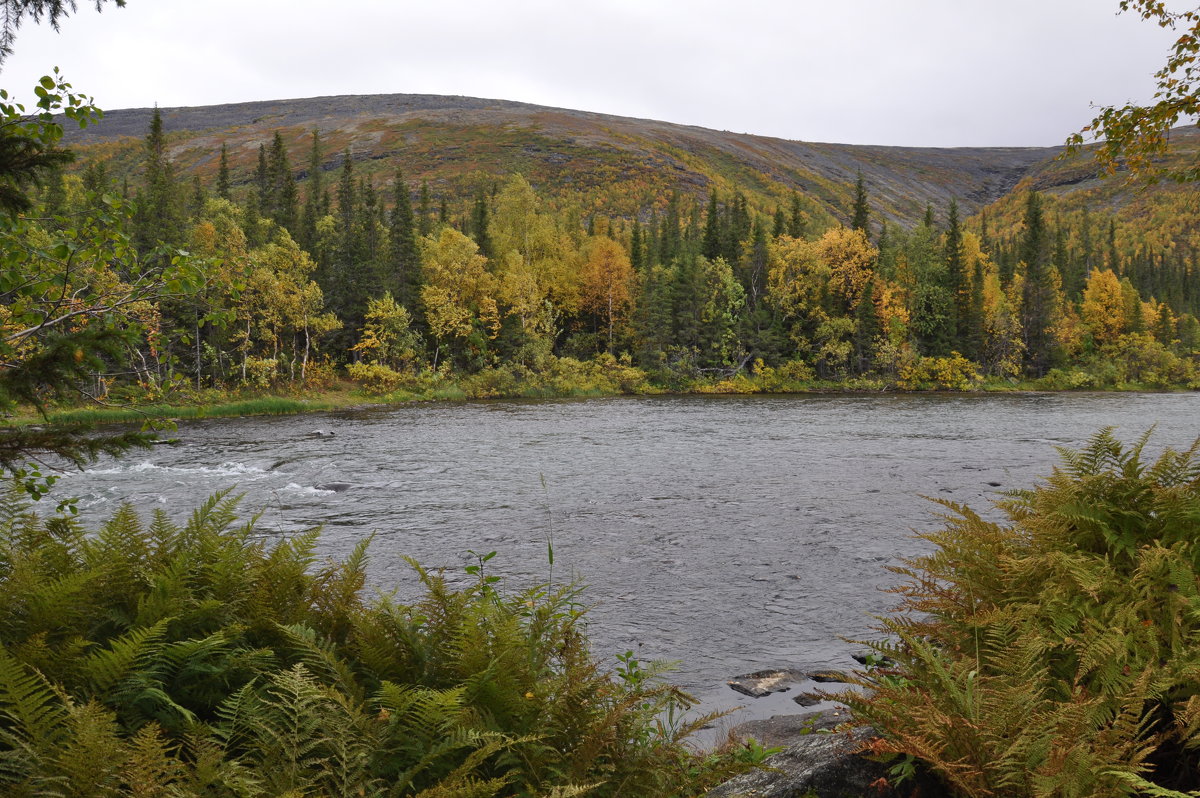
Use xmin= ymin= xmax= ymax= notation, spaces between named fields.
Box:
xmin=119 ymin=722 xmax=184 ymax=798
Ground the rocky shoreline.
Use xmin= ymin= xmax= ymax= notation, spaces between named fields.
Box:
xmin=708 ymin=665 xmax=909 ymax=797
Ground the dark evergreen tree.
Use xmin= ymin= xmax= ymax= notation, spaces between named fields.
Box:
xmin=265 ymin=131 xmax=298 ymax=234
xmin=1019 ymin=191 xmax=1055 ymax=376
xmin=850 ymin=172 xmax=869 ymax=234
xmin=388 ymin=170 xmax=420 ymax=311
xmin=701 ymin=190 xmax=722 ymax=261
xmin=645 ymin=210 xmax=659 ymax=267
xmin=253 ymin=144 xmax=268 ymax=215
xmin=854 ymin=276 xmax=880 ymax=373
xmin=737 ymin=219 xmax=769 ymax=312
xmin=299 ymin=130 xmax=323 ymax=253
xmin=133 ymin=106 xmax=184 ymax=255
xmin=660 ymin=192 xmax=681 ymax=265
xmin=323 ymin=149 xmax=370 ymax=343
xmin=216 ymin=142 xmax=230 ymax=201
xmin=945 ymin=198 xmax=969 ymax=348
xmin=81 ymin=160 xmax=108 ymax=196
xmin=922 ymin=203 xmax=935 ymax=230
xmin=772 ymin=206 xmax=787 ymax=239
xmin=1107 ymin=218 xmax=1120 ymax=273
xmin=788 ymin=190 xmax=805 ymax=238
xmin=418 ymin=180 xmax=432 ymax=236
xmin=360 ymin=177 xmax=382 ymax=272
xmin=633 ymin=262 xmax=674 ymax=369
xmin=188 ymin=174 xmax=205 ymax=220
xmin=968 ymin=256 xmax=985 ymax=361
xmin=471 ymin=189 xmax=493 ymax=258
xmin=724 ymin=192 xmax=751 ymax=264
xmin=42 ymin=164 xmax=65 ymax=219
xmin=630 ymin=220 xmax=644 ymax=272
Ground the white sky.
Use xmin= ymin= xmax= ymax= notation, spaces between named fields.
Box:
xmin=0 ymin=0 xmax=1187 ymax=147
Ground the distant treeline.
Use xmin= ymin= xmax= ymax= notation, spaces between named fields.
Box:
xmin=31 ymin=110 xmax=1200 ymax=396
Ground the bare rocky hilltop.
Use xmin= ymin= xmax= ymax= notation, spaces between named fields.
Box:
xmin=67 ymin=92 xmax=1088 ymax=227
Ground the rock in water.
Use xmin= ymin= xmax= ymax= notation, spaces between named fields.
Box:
xmin=315 ymin=482 xmax=353 ymax=492
xmin=707 ymin=727 xmax=895 ymax=798
xmin=727 ymin=669 xmax=808 ymax=698
xmin=728 ymin=708 xmax=852 ymax=749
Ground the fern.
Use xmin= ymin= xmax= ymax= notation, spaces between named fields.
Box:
xmin=839 ymin=429 xmax=1200 ymax=796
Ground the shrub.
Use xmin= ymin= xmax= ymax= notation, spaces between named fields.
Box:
xmin=0 ymin=490 xmax=749 ymax=796
xmin=840 ymin=429 xmax=1200 ymax=797
xmin=241 ymin=356 xmax=279 ymax=389
xmin=896 ymin=352 xmax=981 ymax=391
xmin=346 ymin=361 xmax=405 ymax=394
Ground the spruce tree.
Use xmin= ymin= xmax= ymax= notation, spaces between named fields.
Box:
xmin=969 ymin=256 xmax=985 ymax=361
xmin=253 ymin=143 xmax=269 ymax=216
xmin=850 ymin=172 xmax=869 ymax=234
xmin=471 ymin=189 xmax=493 ymax=258
xmin=266 ymin=131 xmax=297 ymax=234
xmin=854 ymin=276 xmax=881 ymax=374
xmin=81 ymin=160 xmax=108 ymax=196
xmin=738 ymin=219 xmax=769 ymax=311
xmin=299 ymin=130 xmax=323 ymax=253
xmin=772 ymin=207 xmax=787 ymax=238
xmin=630 ymin=220 xmax=644 ymax=272
xmin=788 ymin=190 xmax=805 ymax=238
xmin=388 ymin=170 xmax=420 ymax=311
xmin=701 ymin=190 xmax=722 ymax=261
xmin=133 ymin=105 xmax=183 ymax=255
xmin=1107 ymin=219 xmax=1120 ymax=272
xmin=418 ymin=180 xmax=432 ymax=236
xmin=189 ymin=174 xmax=205 ymax=220
xmin=216 ymin=142 xmax=230 ymax=201
xmin=42 ymin=164 xmax=65 ymax=219
xmin=723 ymin=192 xmax=751 ymax=264
xmin=945 ymin=198 xmax=968 ymax=348
xmin=660 ymin=192 xmax=681 ymax=265
xmin=1020 ymin=191 xmax=1055 ymax=375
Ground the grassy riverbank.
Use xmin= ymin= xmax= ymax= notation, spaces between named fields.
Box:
xmin=16 ymin=361 xmax=1197 ymax=431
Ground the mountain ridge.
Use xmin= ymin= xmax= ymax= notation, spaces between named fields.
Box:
xmin=65 ymin=91 xmax=1066 ymax=228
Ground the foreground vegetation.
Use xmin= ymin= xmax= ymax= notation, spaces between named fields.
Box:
xmin=0 ymin=489 xmax=756 ymax=796
xmin=842 ymin=429 xmax=1200 ymax=797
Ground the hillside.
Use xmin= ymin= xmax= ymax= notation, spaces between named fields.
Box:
xmin=67 ymin=92 xmax=1061 ymax=228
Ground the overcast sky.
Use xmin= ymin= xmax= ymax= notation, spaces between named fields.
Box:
xmin=0 ymin=0 xmax=1185 ymax=147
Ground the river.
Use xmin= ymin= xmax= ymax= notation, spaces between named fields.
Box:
xmin=58 ymin=392 xmax=1199 ymax=733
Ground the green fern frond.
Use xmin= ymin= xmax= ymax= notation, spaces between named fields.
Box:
xmin=277 ymin=622 xmax=365 ymax=703
xmin=81 ymin=619 xmax=170 ymax=694
xmin=0 ymin=645 xmax=67 ymax=752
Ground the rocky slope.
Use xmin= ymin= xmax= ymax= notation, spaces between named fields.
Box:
xmin=67 ymin=92 xmax=1065 ymax=227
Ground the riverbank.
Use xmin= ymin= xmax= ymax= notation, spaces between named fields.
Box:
xmin=16 ymin=363 xmax=1196 ymax=430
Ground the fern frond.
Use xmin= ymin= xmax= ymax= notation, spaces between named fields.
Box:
xmin=80 ymin=619 xmax=170 ymax=694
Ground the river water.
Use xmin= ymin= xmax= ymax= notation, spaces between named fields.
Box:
xmin=58 ymin=392 xmax=1199 ymax=731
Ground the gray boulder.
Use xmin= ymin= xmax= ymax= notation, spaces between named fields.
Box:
xmin=727 ymin=669 xmax=808 ymax=698
xmin=728 ymin=708 xmax=853 ymax=749
xmin=707 ymin=726 xmax=895 ymax=798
